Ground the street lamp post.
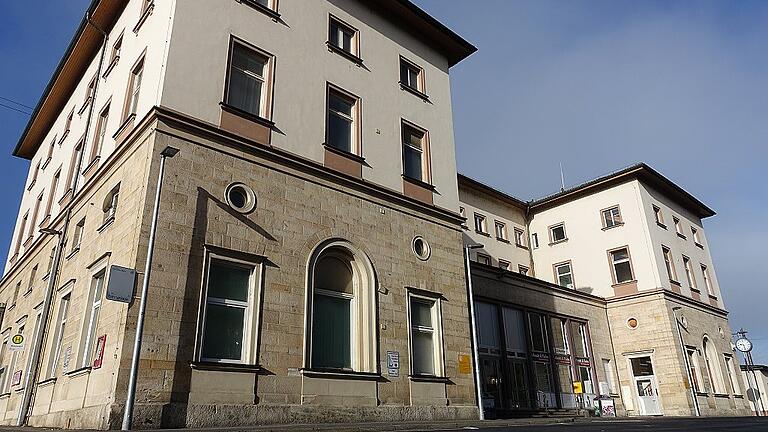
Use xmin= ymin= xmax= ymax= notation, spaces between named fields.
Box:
xmin=464 ymin=243 xmax=485 ymax=421
xmin=122 ymin=146 xmax=179 ymax=430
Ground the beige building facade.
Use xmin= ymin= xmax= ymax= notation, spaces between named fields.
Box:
xmin=0 ymin=0 xmax=479 ymax=429
xmin=459 ymin=166 xmax=751 ymax=418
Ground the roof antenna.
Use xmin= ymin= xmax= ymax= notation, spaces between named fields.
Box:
xmin=559 ymin=162 xmax=566 ymax=192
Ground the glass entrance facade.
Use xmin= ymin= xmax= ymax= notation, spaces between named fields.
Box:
xmin=475 ymin=301 xmax=596 ymax=416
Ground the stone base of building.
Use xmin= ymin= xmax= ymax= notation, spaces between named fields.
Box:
xmin=106 ymin=403 xmax=479 ymax=430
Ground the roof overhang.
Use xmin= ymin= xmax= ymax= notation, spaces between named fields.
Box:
xmin=370 ymin=0 xmax=477 ymax=67
xmin=531 ymin=163 xmax=716 ymax=219
xmin=457 ymin=173 xmax=529 ymax=210
xmin=13 ymin=0 xmax=129 ymax=160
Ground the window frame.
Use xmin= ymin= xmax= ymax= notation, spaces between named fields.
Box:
xmin=474 ymin=213 xmax=488 ymax=234
xmin=406 ymin=289 xmax=445 ymax=378
xmin=79 ymin=269 xmax=106 ymax=368
xmin=653 ymin=204 xmax=665 ymax=227
xmin=549 ymin=222 xmax=567 ymax=244
xmin=327 ymin=15 xmax=361 ymax=62
xmin=700 ymin=264 xmax=714 ymax=296
xmin=400 ymin=120 xmax=431 ymax=184
xmin=399 ymin=56 xmax=427 ymax=97
xmin=673 ymin=216 xmax=685 ymax=238
xmin=553 ymin=261 xmax=574 ymax=289
xmin=691 ymin=226 xmax=703 ymax=247
xmin=498 ymin=259 xmax=510 ymax=270
xmin=601 ymin=205 xmax=623 ymax=229
xmin=325 ymin=84 xmax=361 ymax=156
xmin=686 ymin=346 xmax=703 ymax=393
xmin=121 ymin=54 xmax=145 ymax=122
xmin=723 ymin=354 xmax=741 ymax=395
xmin=682 ymin=255 xmax=697 ymax=290
xmin=608 ymin=246 xmax=635 ymax=285
xmin=494 ymin=220 xmax=508 ymax=241
xmin=476 ymin=253 xmax=491 ymax=266
xmin=48 ymin=291 xmax=71 ymax=378
xmin=197 ymin=250 xmax=264 ymax=365
xmin=662 ymin=245 xmax=678 ymax=283
xmin=514 ymin=227 xmax=525 ymax=247
xmin=223 ymin=37 xmax=276 ymax=121
xmin=89 ymin=102 xmax=111 ymax=163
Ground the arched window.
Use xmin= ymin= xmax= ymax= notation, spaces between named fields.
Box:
xmin=307 ymin=240 xmax=376 ymax=373
xmin=703 ymin=336 xmax=725 ymax=394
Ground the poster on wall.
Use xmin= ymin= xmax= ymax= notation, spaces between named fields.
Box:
xmin=11 ymin=370 xmax=22 ymax=386
xmin=93 ymin=335 xmax=107 ymax=369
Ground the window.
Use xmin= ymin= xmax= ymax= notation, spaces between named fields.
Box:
xmin=570 ymin=321 xmax=589 ymax=358
xmin=692 ymin=227 xmax=703 ymax=246
xmin=549 ymin=223 xmax=566 ymax=243
xmin=528 ymin=313 xmax=549 ymax=352
xmin=200 ymin=256 xmax=259 ymax=363
xmin=0 ymin=336 xmax=7 ymax=392
xmin=80 ymin=271 xmax=105 ymax=367
xmin=64 ymin=108 xmax=74 ymax=134
xmin=107 ymin=33 xmax=123 ymax=72
xmin=702 ymin=336 xmax=726 ymax=394
xmin=514 ymin=228 xmax=525 ymax=247
xmin=26 ymin=265 xmax=38 ymax=295
xmin=141 ymin=0 xmax=153 ymax=15
xmin=674 ymin=216 xmax=684 ymax=237
xmin=84 ymin=75 xmax=96 ymax=108
xmin=4 ymin=325 xmax=21 ymax=392
xmin=683 ymin=256 xmax=697 ymax=289
xmin=551 ymin=318 xmax=569 ymax=355
xmin=409 ymin=294 xmax=444 ymax=376
xmin=124 ymin=57 xmax=144 ymax=120
xmin=494 ymin=221 xmax=507 ymax=241
xmin=102 ymin=185 xmax=120 ymax=225
xmin=44 ymin=168 xmax=61 ymax=220
xmin=90 ymin=104 xmax=110 ymax=162
xmin=686 ymin=347 xmax=702 ymax=392
xmin=602 ymin=206 xmax=622 ymax=228
xmin=45 ymin=138 xmax=56 ymax=163
xmin=326 ymin=87 xmax=359 ymax=154
xmin=400 ymin=57 xmax=425 ymax=94
xmin=518 ymin=265 xmax=529 ymax=276
xmin=498 ymin=259 xmax=510 ymax=270
xmin=328 ymin=16 xmax=359 ymax=58
xmin=474 ymin=213 xmax=487 ymax=234
xmin=476 ymin=253 xmax=491 ymax=266
xmin=250 ymin=0 xmax=277 ymax=11
xmin=29 ymin=160 xmax=41 ymax=189
xmin=459 ymin=207 xmax=467 ymax=228
xmin=225 ymin=41 xmax=272 ymax=118
xmin=653 ymin=205 xmax=664 ymax=226
xmin=11 ymin=281 xmax=21 ymax=307
xmin=48 ymin=293 xmax=70 ymax=377
xmin=308 ymin=241 xmax=376 ymax=373
xmin=29 ymin=192 xmax=44 ymax=239
xmin=554 ymin=262 xmax=574 ymax=289
xmin=71 ymin=218 xmax=85 ymax=253
xmin=401 ymin=122 xmax=429 ymax=182
xmin=701 ymin=264 xmax=714 ymax=295
xmin=45 ymin=246 xmax=56 ymax=276
xmin=531 ymin=233 xmax=539 ymax=249
xmin=724 ymin=355 xmax=741 ymax=395
xmin=13 ymin=212 xmax=29 ymax=256
xmin=65 ymin=140 xmax=83 ymax=192
xmin=609 ymin=247 xmax=634 ymax=284
xmin=602 ymin=359 xmax=617 ymax=394
xmin=662 ymin=246 xmax=677 ymax=282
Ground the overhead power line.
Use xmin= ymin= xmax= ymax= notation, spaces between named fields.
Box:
xmin=0 ymin=96 xmax=34 ymax=110
xmin=0 ymin=102 xmax=31 ymax=116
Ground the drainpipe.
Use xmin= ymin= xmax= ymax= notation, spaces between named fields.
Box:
xmin=16 ymin=12 xmax=108 ymax=426
xmin=524 ymin=203 xmax=535 ymax=277
xmin=464 ymin=244 xmax=485 ymax=420
xmin=672 ymin=306 xmax=700 ymax=417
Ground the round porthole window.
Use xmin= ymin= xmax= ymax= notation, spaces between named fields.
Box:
xmin=225 ymin=183 xmax=257 ymax=214
xmin=412 ymin=236 xmax=431 ymax=261
xmin=627 ymin=317 xmax=639 ymax=330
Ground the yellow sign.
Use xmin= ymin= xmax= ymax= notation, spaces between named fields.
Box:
xmin=11 ymin=334 xmax=23 ymax=345
xmin=573 ymin=381 xmax=583 ymax=394
xmin=458 ymin=355 xmax=472 ymax=374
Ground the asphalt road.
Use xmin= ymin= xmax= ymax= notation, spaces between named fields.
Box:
xmin=457 ymin=417 xmax=768 ymax=432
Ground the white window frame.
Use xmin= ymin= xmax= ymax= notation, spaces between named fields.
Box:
xmin=683 ymin=256 xmax=697 ymax=289
xmin=662 ymin=246 xmax=677 ymax=282
xmin=494 ymin=220 xmax=507 ymax=241
xmin=610 ymin=247 xmax=634 ymax=284
xmin=225 ymin=39 xmax=274 ymax=119
xmin=701 ymin=264 xmax=714 ymax=295
xmin=724 ymin=354 xmax=741 ymax=395
xmin=602 ymin=358 xmax=617 ymax=395
xmin=326 ymin=85 xmax=360 ymax=155
xmin=602 ymin=205 xmax=622 ymax=228
xmin=549 ymin=223 xmax=567 ymax=243
xmin=197 ymin=251 xmax=264 ymax=365
xmin=474 ymin=213 xmax=487 ymax=234
xmin=686 ymin=347 xmax=703 ymax=393
xmin=514 ymin=228 xmax=525 ymax=247
xmin=531 ymin=232 xmax=539 ymax=249
xmin=79 ymin=270 xmax=105 ymax=368
xmin=554 ymin=262 xmax=574 ymax=288
xmin=653 ymin=205 xmax=664 ymax=225
xmin=328 ymin=15 xmax=359 ymax=57
xmin=401 ymin=121 xmax=429 ymax=183
xmin=407 ymin=290 xmax=445 ymax=377
xmin=48 ymin=291 xmax=71 ymax=377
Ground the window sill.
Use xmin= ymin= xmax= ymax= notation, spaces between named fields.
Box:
xmin=677 ymin=233 xmax=687 ymax=240
xmin=23 ymin=289 xmax=32 ymax=298
xmin=300 ymin=368 xmax=382 ymax=381
xmin=733 ymin=394 xmax=744 ymax=399
xmin=9 ymin=253 xmax=18 ymax=264
xmin=708 ymin=294 xmax=718 ymax=300
xmin=549 ymin=239 xmax=568 ymax=246
xmin=220 ymin=102 xmax=275 ymax=129
xmin=78 ymin=97 xmax=92 ymax=116
xmin=408 ymin=374 xmax=451 ymax=383
xmin=59 ymin=130 xmax=70 ymax=145
xmin=323 ymin=143 xmax=366 ymax=164
xmin=58 ymin=188 xmax=74 ymax=206
xmin=326 ymin=42 xmax=364 ymax=66
xmin=65 ymin=246 xmax=80 ymax=261
xmin=515 ymin=243 xmax=529 ymax=250
xmin=42 ymin=272 xmax=50 ymax=282
xmin=402 ymin=174 xmax=435 ymax=191
xmin=602 ymin=223 xmax=624 ymax=231
xmin=690 ymin=287 xmax=701 ymax=294
xmin=190 ymin=361 xmax=261 ymax=373
xmin=82 ymin=156 xmax=101 ymax=177
xmin=102 ymin=57 xmax=119 ymax=79
xmin=399 ymin=82 xmax=429 ymax=101
xmin=37 ymin=377 xmax=56 ymax=387
xmin=612 ymin=279 xmax=638 ymax=288
xmin=23 ymin=236 xmax=34 ymax=248
xmin=0 ymin=393 xmax=9 ymax=399
xmin=97 ymin=216 xmax=115 ymax=233
xmin=475 ymin=230 xmax=490 ymax=237
xmin=695 ymin=392 xmax=708 ymax=397
xmin=713 ymin=393 xmax=730 ymax=398
xmin=239 ymin=0 xmax=281 ymax=20
xmin=6 ymin=304 xmax=15 ymax=311
xmin=656 ymin=222 xmax=667 ymax=230
xmin=669 ymin=279 xmax=682 ymax=287
xmin=133 ymin=2 xmax=154 ymax=34
xmin=38 ymin=214 xmax=51 ymax=229
xmin=65 ymin=366 xmax=91 ymax=378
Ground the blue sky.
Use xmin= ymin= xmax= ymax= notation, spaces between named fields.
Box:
xmin=1 ymin=1 xmax=766 ymax=361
